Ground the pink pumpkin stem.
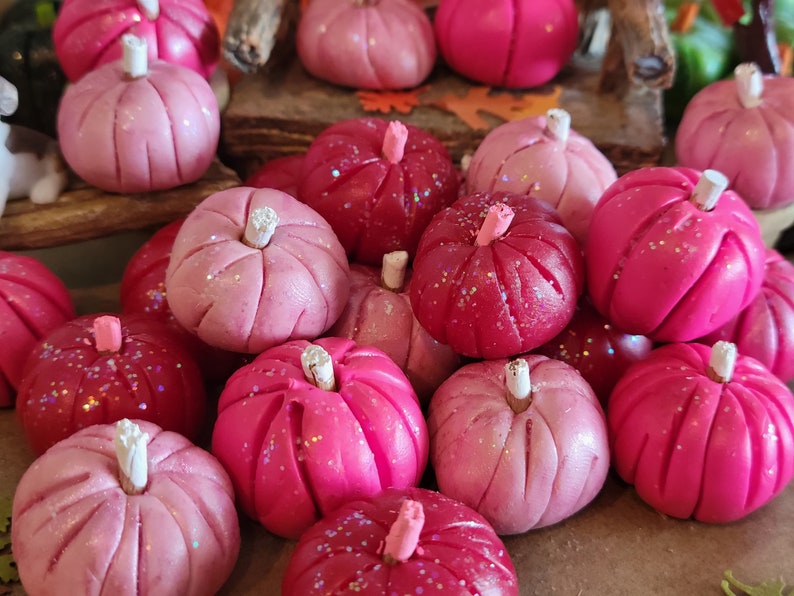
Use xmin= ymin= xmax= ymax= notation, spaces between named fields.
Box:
xmin=382 ymin=121 xmax=409 ymax=164
xmin=735 ymin=62 xmax=763 ymax=109
xmin=137 ymin=0 xmax=160 ymax=20
xmin=505 ymin=358 xmax=532 ymax=414
xmin=243 ymin=206 xmax=279 ymax=249
xmin=690 ymin=169 xmax=729 ymax=211
xmin=0 ymin=75 xmax=18 ymax=117
xmin=122 ymin=34 xmax=149 ymax=79
xmin=545 ymin=108 xmax=571 ymax=146
xmin=383 ymin=499 xmax=425 ymax=565
xmin=707 ymin=340 xmax=737 ymax=383
xmin=381 ymin=250 xmax=409 ymax=292
xmin=475 ymin=203 xmax=515 ymax=246
xmin=301 ymin=345 xmax=336 ymax=391
xmin=114 ymin=419 xmax=149 ymax=495
xmin=94 ymin=315 xmax=123 ymax=354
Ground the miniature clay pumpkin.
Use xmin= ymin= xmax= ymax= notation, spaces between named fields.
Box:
xmin=245 ymin=153 xmax=305 ymax=197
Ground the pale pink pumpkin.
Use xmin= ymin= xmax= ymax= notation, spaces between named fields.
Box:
xmin=12 ymin=419 xmax=240 ymax=596
xmin=165 ymin=186 xmax=351 ymax=354
xmin=211 ymin=337 xmax=429 ymax=539
xmin=609 ymin=341 xmax=794 ymax=523
xmin=428 ymin=355 xmax=609 ymax=534
xmin=466 ymin=109 xmax=617 ymax=245
xmin=296 ymin=0 xmax=436 ymax=90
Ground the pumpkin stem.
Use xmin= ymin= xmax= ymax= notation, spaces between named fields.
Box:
xmin=460 ymin=153 xmax=472 ymax=175
xmin=505 ymin=359 xmax=532 ymax=414
xmin=0 ymin=75 xmax=18 ymax=117
xmin=689 ymin=169 xmax=728 ymax=212
xmin=243 ymin=206 xmax=279 ymax=249
xmin=382 ymin=121 xmax=408 ymax=164
xmin=301 ymin=345 xmax=336 ymax=391
xmin=383 ymin=499 xmax=424 ymax=565
xmin=137 ymin=0 xmax=160 ymax=20
xmin=735 ymin=62 xmax=763 ymax=109
xmin=94 ymin=315 xmax=123 ymax=354
xmin=475 ymin=203 xmax=515 ymax=246
xmin=707 ymin=340 xmax=737 ymax=383
xmin=114 ymin=419 xmax=149 ymax=495
xmin=122 ymin=35 xmax=149 ymax=79
xmin=381 ymin=251 xmax=409 ymax=292
xmin=545 ymin=108 xmax=571 ymax=146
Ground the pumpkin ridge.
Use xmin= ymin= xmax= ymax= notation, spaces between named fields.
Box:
xmin=146 ymin=77 xmax=184 ymax=184
xmin=490 ymin=139 xmax=544 ymax=194
xmin=69 ymin=351 xmax=105 ymax=430
xmin=525 ymin=401 xmax=559 ymax=515
xmin=0 ymin=278 xmax=53 ymax=339
xmin=474 ymin=412 xmax=513 ymax=511
xmin=112 ymin=82 xmax=137 ymax=189
xmin=0 ymin=265 xmax=73 ymax=321
xmin=284 ymin=399 xmax=324 ymax=518
xmin=46 ymin=493 xmax=109 ymax=573
xmin=362 ymin=6 xmax=386 ymax=89
xmin=406 ymin=550 xmax=494 ymax=595
xmin=265 ymin=242 xmax=328 ymax=318
xmin=727 ymin=386 xmax=770 ymax=511
xmin=501 ymin=0 xmax=519 ymax=86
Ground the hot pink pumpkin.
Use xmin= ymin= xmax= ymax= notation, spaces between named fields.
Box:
xmin=165 ymin=186 xmax=351 ymax=354
xmin=585 ymin=166 xmax=766 ymax=342
xmin=298 ymin=118 xmax=459 ymax=265
xmin=12 ymin=419 xmax=240 ymax=596
xmin=211 ymin=337 xmax=429 ymax=539
xmin=676 ymin=63 xmax=794 ymax=210
xmin=609 ymin=341 xmax=794 ymax=523
xmin=410 ymin=191 xmax=584 ymax=359
xmin=434 ymin=0 xmax=578 ymax=88
xmin=296 ymin=0 xmax=436 ymax=90
xmin=57 ymin=35 xmax=220 ymax=194
xmin=53 ymin=0 xmax=220 ymax=82
xmin=698 ymin=248 xmax=794 ymax=383
xmin=16 ymin=313 xmax=206 ymax=455
xmin=465 ymin=108 xmax=617 ymax=245
xmin=244 ymin=153 xmax=305 ymax=197
xmin=428 ymin=355 xmax=609 ymax=534
xmin=0 ymin=251 xmax=75 ymax=408
xmin=282 ymin=487 xmax=519 ymax=596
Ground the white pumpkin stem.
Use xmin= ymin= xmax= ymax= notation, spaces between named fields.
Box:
xmin=114 ymin=419 xmax=149 ymax=495
xmin=505 ymin=359 xmax=532 ymax=414
xmin=735 ymin=62 xmax=763 ymax=109
xmin=460 ymin=153 xmax=472 ymax=175
xmin=122 ymin=35 xmax=149 ymax=79
xmin=382 ymin=121 xmax=408 ymax=164
xmin=137 ymin=0 xmax=160 ymax=20
xmin=301 ymin=345 xmax=336 ymax=391
xmin=381 ymin=251 xmax=409 ymax=292
xmin=475 ymin=203 xmax=515 ymax=246
xmin=690 ymin=169 xmax=728 ymax=212
xmin=94 ymin=315 xmax=123 ymax=354
xmin=545 ymin=108 xmax=571 ymax=146
xmin=0 ymin=75 xmax=18 ymax=117
xmin=707 ymin=341 xmax=737 ymax=383
xmin=243 ymin=206 xmax=279 ymax=249
xmin=382 ymin=499 xmax=424 ymax=565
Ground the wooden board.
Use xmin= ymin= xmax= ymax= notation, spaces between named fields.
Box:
xmin=221 ymin=53 xmax=666 ymax=178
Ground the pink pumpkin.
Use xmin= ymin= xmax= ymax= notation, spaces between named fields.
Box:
xmin=609 ymin=341 xmax=794 ymax=523
xmin=0 ymin=251 xmax=75 ymax=408
xmin=57 ymin=35 xmax=220 ymax=194
xmin=211 ymin=337 xmax=429 ymax=539
xmin=428 ymin=355 xmax=609 ymax=534
xmin=698 ymin=248 xmax=794 ymax=383
xmin=465 ymin=108 xmax=617 ymax=245
xmin=434 ymin=0 xmax=578 ymax=88
xmin=16 ymin=313 xmax=206 ymax=455
xmin=165 ymin=186 xmax=351 ymax=354
xmin=299 ymin=118 xmax=459 ymax=265
xmin=12 ymin=419 xmax=240 ymax=596
xmin=326 ymin=251 xmax=460 ymax=405
xmin=296 ymin=0 xmax=436 ymax=90
xmin=410 ymin=192 xmax=584 ymax=359
xmin=676 ymin=63 xmax=794 ymax=210
xmin=53 ymin=0 xmax=220 ymax=82
xmin=282 ymin=487 xmax=519 ymax=596
xmin=245 ymin=153 xmax=305 ymax=197
xmin=586 ymin=166 xmax=766 ymax=342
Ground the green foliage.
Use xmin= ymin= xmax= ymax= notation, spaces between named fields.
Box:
xmin=722 ymin=570 xmax=790 ymax=596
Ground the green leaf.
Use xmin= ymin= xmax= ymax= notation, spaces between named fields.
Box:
xmin=722 ymin=570 xmax=789 ymax=596
xmin=0 ymin=555 xmax=17 ymax=584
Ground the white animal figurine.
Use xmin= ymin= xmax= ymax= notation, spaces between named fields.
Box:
xmin=0 ymin=75 xmax=68 ymax=217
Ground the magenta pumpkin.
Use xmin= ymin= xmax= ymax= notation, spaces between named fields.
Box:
xmin=298 ymin=118 xmax=459 ymax=265
xmin=297 ymin=0 xmax=436 ymax=90
xmin=16 ymin=313 xmax=206 ymax=455
xmin=53 ymin=0 xmax=220 ymax=82
xmin=465 ymin=108 xmax=617 ymax=245
xmin=244 ymin=153 xmax=305 ymax=197
xmin=0 ymin=251 xmax=75 ymax=408
xmin=434 ymin=0 xmax=578 ymax=88
xmin=282 ymin=487 xmax=519 ymax=596
xmin=12 ymin=419 xmax=240 ymax=596
xmin=609 ymin=341 xmax=794 ymax=523
xmin=57 ymin=35 xmax=219 ymax=194
xmin=165 ymin=186 xmax=351 ymax=354
xmin=585 ymin=166 xmax=766 ymax=342
xmin=428 ymin=356 xmax=609 ymax=534
xmin=410 ymin=191 xmax=584 ymax=359
xmin=211 ymin=337 xmax=429 ymax=539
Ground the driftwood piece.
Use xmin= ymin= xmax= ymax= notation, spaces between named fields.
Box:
xmin=223 ymin=0 xmax=297 ymax=72
xmin=734 ymin=0 xmax=782 ymax=74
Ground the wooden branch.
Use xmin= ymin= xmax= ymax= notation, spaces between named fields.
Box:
xmin=223 ymin=0 xmax=297 ymax=72
xmin=733 ymin=0 xmax=782 ymax=74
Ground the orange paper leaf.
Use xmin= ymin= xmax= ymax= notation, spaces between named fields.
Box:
xmin=357 ymin=87 xmax=429 ymax=115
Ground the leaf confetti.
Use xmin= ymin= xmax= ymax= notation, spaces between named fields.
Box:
xmin=357 ymin=87 xmax=429 ymax=115
xmin=429 ymin=86 xmax=563 ymax=129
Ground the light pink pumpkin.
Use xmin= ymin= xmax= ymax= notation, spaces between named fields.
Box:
xmin=428 ymin=355 xmax=609 ymax=534
xmin=296 ymin=0 xmax=436 ymax=90
xmin=165 ymin=186 xmax=351 ymax=354
xmin=57 ymin=36 xmax=219 ymax=194
xmin=12 ymin=419 xmax=240 ymax=596
xmin=585 ymin=166 xmax=766 ymax=342
xmin=676 ymin=63 xmax=794 ymax=210
xmin=465 ymin=109 xmax=617 ymax=245
xmin=434 ymin=0 xmax=578 ymax=88
xmin=609 ymin=341 xmax=794 ymax=523
xmin=53 ymin=0 xmax=220 ymax=82
xmin=211 ymin=337 xmax=429 ymax=539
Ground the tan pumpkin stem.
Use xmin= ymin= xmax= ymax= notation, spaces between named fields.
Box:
xmin=301 ymin=345 xmax=336 ymax=391
xmin=381 ymin=251 xmax=409 ymax=292
xmin=505 ymin=359 xmax=532 ymax=414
